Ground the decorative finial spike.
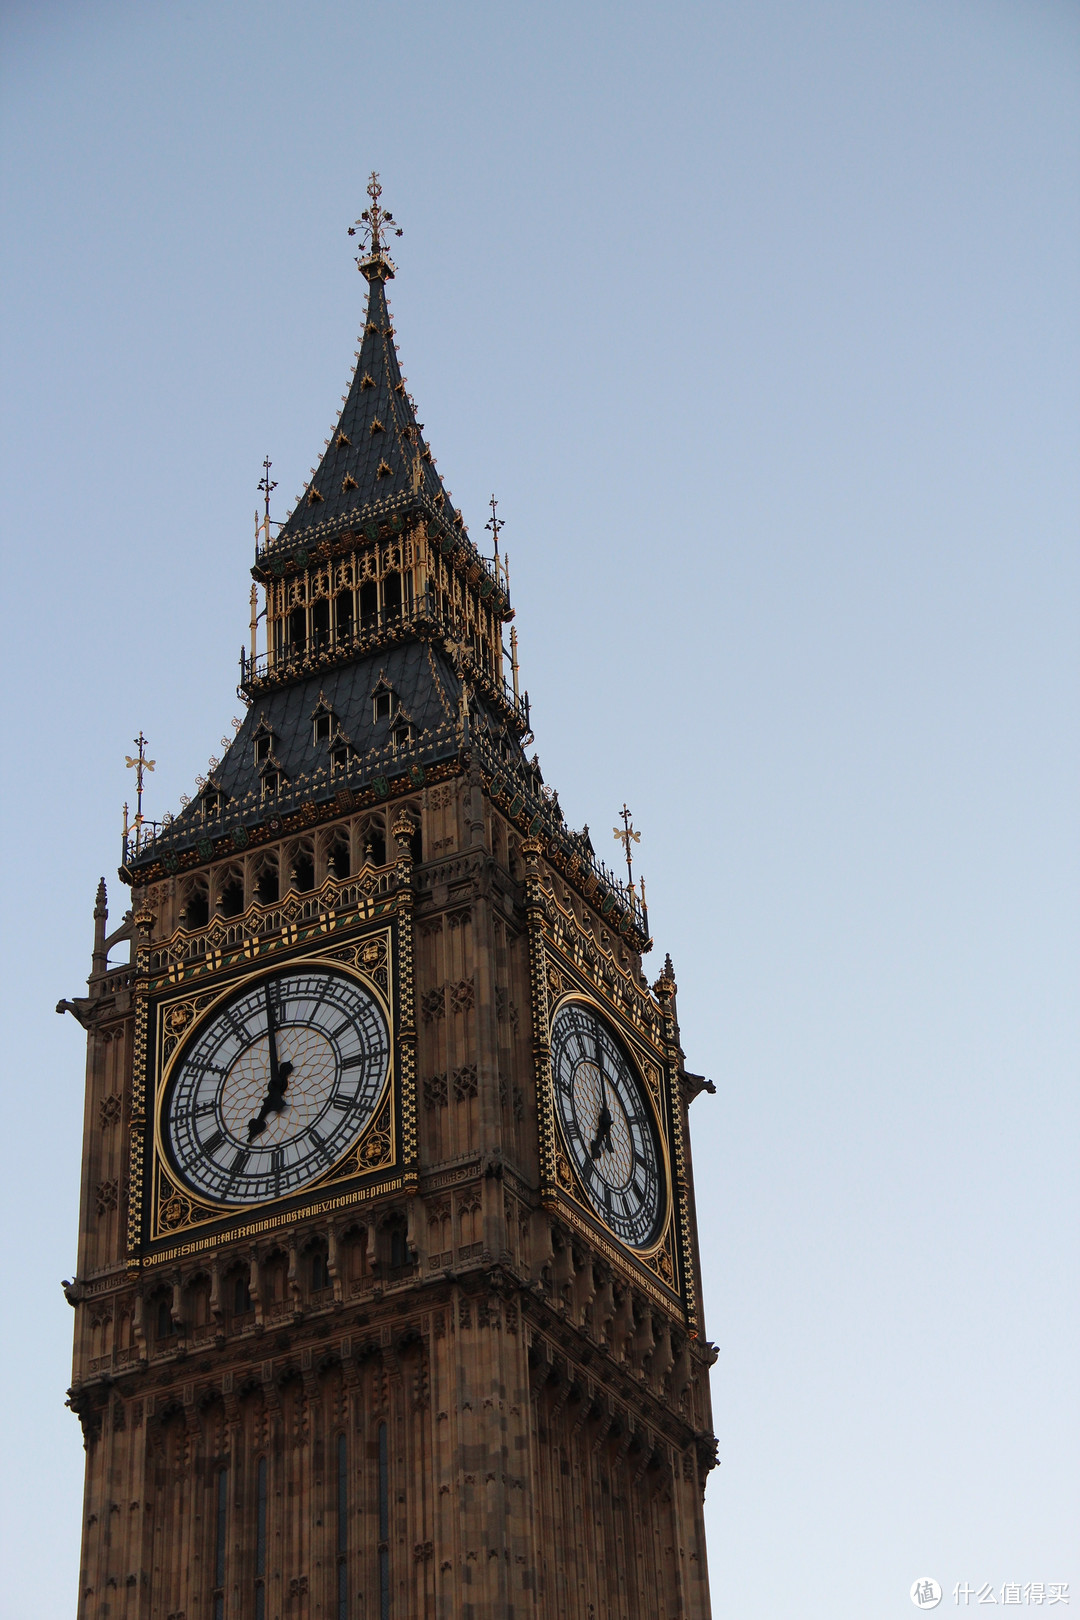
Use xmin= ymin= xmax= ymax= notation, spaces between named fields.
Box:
xmin=349 ymin=173 xmax=403 ymax=280
xmin=485 ymin=493 xmax=504 ymax=558
xmin=613 ymin=804 xmax=641 ymax=901
xmin=257 ymin=456 xmax=277 ymax=550
xmin=125 ymin=732 xmax=155 ymax=853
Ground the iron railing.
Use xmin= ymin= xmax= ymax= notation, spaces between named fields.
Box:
xmin=472 ymin=731 xmax=650 ymax=940
xmin=126 ymin=703 xmax=647 ymax=944
xmin=125 ymin=717 xmax=461 ymax=868
xmin=255 ymin=488 xmax=507 ymax=608
xmin=239 ymin=602 xmax=529 ymax=732
xmin=143 ymin=870 xmax=395 ymax=976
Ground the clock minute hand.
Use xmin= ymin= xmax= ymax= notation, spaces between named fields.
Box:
xmin=265 ymin=983 xmax=282 ymax=1089
xmin=587 ymin=1028 xmax=615 ymax=1159
xmin=247 ymin=987 xmax=294 ymax=1140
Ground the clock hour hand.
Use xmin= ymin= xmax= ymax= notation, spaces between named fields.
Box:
xmin=589 ymin=1097 xmax=614 ymax=1160
xmin=246 ymin=1076 xmax=292 ymax=1141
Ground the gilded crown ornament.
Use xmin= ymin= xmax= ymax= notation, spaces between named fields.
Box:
xmin=348 ymin=172 xmax=403 ymax=277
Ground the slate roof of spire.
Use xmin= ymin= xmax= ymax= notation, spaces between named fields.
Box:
xmin=270 ymin=260 xmax=455 ymax=551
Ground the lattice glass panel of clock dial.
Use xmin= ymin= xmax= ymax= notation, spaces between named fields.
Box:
xmin=164 ymin=967 xmax=390 ymax=1205
xmin=549 ymin=1001 xmax=663 ymax=1250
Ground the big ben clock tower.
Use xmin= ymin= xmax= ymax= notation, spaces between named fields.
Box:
xmin=61 ymin=176 xmax=718 ymax=1620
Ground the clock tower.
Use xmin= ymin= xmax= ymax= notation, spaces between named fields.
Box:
xmin=62 ymin=177 xmax=718 ymax=1620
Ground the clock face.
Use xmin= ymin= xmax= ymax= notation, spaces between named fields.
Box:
xmin=550 ymin=1001 xmax=664 ymax=1250
xmin=162 ymin=965 xmax=390 ymax=1207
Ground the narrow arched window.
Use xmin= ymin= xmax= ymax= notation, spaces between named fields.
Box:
xmin=291 ymin=847 xmax=315 ymax=892
xmin=218 ymin=874 xmax=244 ymax=918
xmin=336 ymin=590 xmax=354 ymax=644
xmin=311 ymin=1248 xmax=330 ymax=1292
xmin=255 ymin=1455 xmax=267 ymax=1620
xmin=378 ymin=1420 xmax=390 ymax=1620
xmin=212 ymin=1467 xmax=228 ymax=1620
xmin=311 ymin=597 xmax=330 ymax=649
xmin=337 ymin=1433 xmax=348 ymax=1620
xmin=382 ymin=572 xmax=402 ymax=620
xmin=182 ymin=887 xmax=210 ymax=930
xmin=326 ymin=833 xmax=350 ymax=878
xmin=255 ymin=861 xmax=279 ymax=906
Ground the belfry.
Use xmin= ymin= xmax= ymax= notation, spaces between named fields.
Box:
xmin=62 ymin=176 xmax=718 ymax=1619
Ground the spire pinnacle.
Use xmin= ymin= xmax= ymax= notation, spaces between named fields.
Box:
xmin=613 ymin=803 xmax=641 ymax=902
xmin=348 ymin=173 xmax=403 ymax=281
xmin=485 ymin=493 xmax=504 ymax=558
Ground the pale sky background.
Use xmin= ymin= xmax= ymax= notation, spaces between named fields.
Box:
xmin=1 ymin=2 xmax=1077 ymax=1615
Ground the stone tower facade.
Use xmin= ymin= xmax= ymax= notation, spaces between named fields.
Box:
xmin=61 ymin=180 xmax=718 ymax=1620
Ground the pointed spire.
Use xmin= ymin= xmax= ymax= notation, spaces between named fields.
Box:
xmin=271 ymin=178 xmax=457 ymax=551
xmin=92 ymin=878 xmax=109 ymax=978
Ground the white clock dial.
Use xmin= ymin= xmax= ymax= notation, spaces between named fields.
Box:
xmin=550 ymin=1001 xmax=663 ymax=1250
xmin=163 ymin=966 xmax=389 ymax=1206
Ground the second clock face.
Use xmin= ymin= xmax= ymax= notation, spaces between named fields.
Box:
xmin=163 ymin=965 xmax=390 ymax=1206
xmin=550 ymin=1000 xmax=664 ymax=1250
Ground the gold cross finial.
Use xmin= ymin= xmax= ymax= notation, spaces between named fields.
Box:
xmin=613 ymin=803 xmax=641 ymax=901
xmin=125 ymin=731 xmax=156 ymax=849
xmin=348 ymin=173 xmax=403 ymax=269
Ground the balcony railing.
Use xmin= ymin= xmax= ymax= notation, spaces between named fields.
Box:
xmin=143 ymin=868 xmax=395 ymax=975
xmin=240 ymin=602 xmax=529 ymax=734
xmin=124 ymin=677 xmax=646 ymax=945
xmin=126 ymin=717 xmax=461 ymax=868
xmin=472 ymin=731 xmax=650 ymax=943
xmin=255 ymin=488 xmax=510 ymax=614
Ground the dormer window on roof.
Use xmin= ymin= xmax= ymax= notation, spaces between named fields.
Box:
xmin=260 ymin=768 xmax=281 ymax=800
xmin=200 ymin=784 xmax=227 ymax=818
xmin=391 ymin=721 xmax=415 ymax=751
xmin=311 ymin=702 xmax=334 ymax=745
xmin=253 ymin=724 xmax=275 ymax=766
xmin=372 ymin=683 xmax=398 ymax=723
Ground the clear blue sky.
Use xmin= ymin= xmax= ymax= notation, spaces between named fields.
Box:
xmin=1 ymin=2 xmax=1076 ymax=1615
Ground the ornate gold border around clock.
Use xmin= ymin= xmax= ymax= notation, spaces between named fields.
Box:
xmin=545 ymin=982 xmax=677 ymax=1293
xmin=144 ymin=931 xmax=398 ymax=1247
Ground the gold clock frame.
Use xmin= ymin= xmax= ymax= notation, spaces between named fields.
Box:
xmin=142 ymin=928 xmax=400 ymax=1250
xmin=548 ymin=990 xmax=675 ymax=1268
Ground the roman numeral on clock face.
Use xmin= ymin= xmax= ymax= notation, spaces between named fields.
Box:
xmin=225 ymin=1149 xmax=250 ymax=1187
